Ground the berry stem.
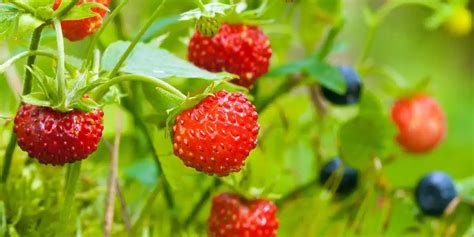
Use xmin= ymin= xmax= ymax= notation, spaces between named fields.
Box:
xmin=0 ymin=50 xmax=76 ymax=75
xmin=53 ymin=18 xmax=68 ymax=111
xmin=81 ymin=0 xmax=130 ymax=71
xmin=1 ymin=24 xmax=45 ymax=183
xmin=183 ymin=178 xmax=222 ymax=228
xmin=92 ymin=74 xmax=186 ymax=102
xmin=57 ymin=161 xmax=82 ymax=237
xmin=54 ymin=0 xmax=81 ymax=19
xmin=109 ymin=0 xmax=166 ymax=77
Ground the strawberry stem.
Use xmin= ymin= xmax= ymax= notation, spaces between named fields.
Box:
xmin=54 ymin=0 xmax=81 ymax=19
xmin=92 ymin=74 xmax=186 ymax=102
xmin=53 ymin=18 xmax=68 ymax=111
xmin=81 ymin=0 xmax=130 ymax=72
xmin=0 ymin=50 xmax=76 ymax=75
xmin=1 ymin=25 xmax=45 ymax=183
xmin=109 ymin=0 xmax=166 ymax=77
xmin=57 ymin=161 xmax=82 ymax=237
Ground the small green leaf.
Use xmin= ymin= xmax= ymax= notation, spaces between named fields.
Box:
xmin=102 ymin=41 xmax=235 ymax=81
xmin=339 ymin=92 xmax=396 ymax=169
xmin=264 ymin=58 xmax=313 ymax=78
xmin=72 ymin=97 xmax=100 ymax=112
xmin=142 ymin=15 xmax=180 ymax=42
xmin=61 ymin=3 xmax=107 ymax=21
xmin=25 ymin=0 xmax=55 ymax=8
xmin=456 ymin=177 xmax=474 ymax=203
xmin=21 ymin=93 xmax=51 ymax=107
xmin=306 ymin=62 xmax=346 ymax=94
xmin=0 ymin=4 xmax=20 ymax=37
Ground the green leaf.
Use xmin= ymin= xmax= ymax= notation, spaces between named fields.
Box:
xmin=142 ymin=15 xmax=180 ymax=42
xmin=264 ymin=58 xmax=313 ymax=78
xmin=306 ymin=62 xmax=346 ymax=94
xmin=0 ymin=4 xmax=20 ymax=37
xmin=17 ymin=14 xmax=44 ymax=35
xmin=339 ymin=92 xmax=396 ymax=169
xmin=73 ymin=96 xmax=100 ymax=112
xmin=456 ymin=177 xmax=474 ymax=203
xmin=123 ymin=159 xmax=158 ymax=187
xmin=25 ymin=0 xmax=55 ymax=8
xmin=21 ymin=93 xmax=51 ymax=107
xmin=101 ymin=41 xmax=234 ymax=80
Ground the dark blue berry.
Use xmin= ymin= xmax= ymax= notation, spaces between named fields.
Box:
xmin=321 ymin=65 xmax=362 ymax=105
xmin=415 ymin=172 xmax=457 ymax=216
xmin=319 ymin=157 xmax=358 ymax=194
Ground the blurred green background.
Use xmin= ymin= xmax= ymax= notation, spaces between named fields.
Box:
xmin=0 ymin=0 xmax=473 ymax=236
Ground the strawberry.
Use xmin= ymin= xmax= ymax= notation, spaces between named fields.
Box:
xmin=14 ymin=103 xmax=104 ymax=165
xmin=391 ymin=94 xmax=446 ymax=153
xmin=188 ymin=23 xmax=272 ymax=88
xmin=53 ymin=0 xmax=111 ymax=41
xmin=172 ymin=90 xmax=259 ymax=176
xmin=208 ymin=193 xmax=279 ymax=237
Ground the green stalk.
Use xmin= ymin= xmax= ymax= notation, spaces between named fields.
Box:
xmin=54 ymin=0 xmax=81 ymax=18
xmin=81 ymin=0 xmax=130 ymax=71
xmin=53 ymin=18 xmax=68 ymax=110
xmin=183 ymin=179 xmax=221 ymax=228
xmin=1 ymin=25 xmax=45 ymax=183
xmin=23 ymin=26 xmax=45 ymax=94
xmin=57 ymin=162 xmax=82 ymax=237
xmin=91 ymin=74 xmax=186 ymax=101
xmin=109 ymin=0 xmax=166 ymax=77
xmin=0 ymin=50 xmax=76 ymax=75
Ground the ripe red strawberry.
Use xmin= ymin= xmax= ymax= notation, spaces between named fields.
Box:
xmin=188 ymin=23 xmax=272 ymax=88
xmin=391 ymin=94 xmax=446 ymax=153
xmin=14 ymin=103 xmax=104 ymax=165
xmin=53 ymin=0 xmax=111 ymax=41
xmin=172 ymin=90 xmax=259 ymax=176
xmin=208 ymin=193 xmax=279 ymax=237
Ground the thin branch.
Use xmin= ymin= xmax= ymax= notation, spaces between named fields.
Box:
xmin=309 ymin=85 xmax=327 ymax=116
xmin=184 ymin=179 xmax=221 ymax=228
xmin=115 ymin=179 xmax=131 ymax=236
xmin=0 ymin=45 xmax=22 ymax=95
xmin=104 ymin=112 xmax=123 ymax=237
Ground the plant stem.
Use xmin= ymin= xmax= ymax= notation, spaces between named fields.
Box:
xmin=0 ymin=50 xmax=76 ymax=74
xmin=109 ymin=0 xmax=166 ymax=77
xmin=92 ymin=74 xmax=186 ymax=101
xmin=55 ymin=0 xmax=81 ymax=18
xmin=57 ymin=162 xmax=82 ymax=237
xmin=104 ymin=112 xmax=122 ymax=237
xmin=183 ymin=178 xmax=221 ymax=228
xmin=81 ymin=0 xmax=129 ymax=71
xmin=8 ymin=0 xmax=36 ymax=15
xmin=111 ymin=0 xmax=129 ymax=40
xmin=255 ymin=74 xmax=301 ymax=113
xmin=131 ymin=178 xmax=164 ymax=234
xmin=53 ymin=18 xmax=67 ymax=110
xmin=276 ymin=178 xmax=318 ymax=206
xmin=317 ymin=20 xmax=344 ymax=61
xmin=23 ymin=26 xmax=45 ymax=95
xmin=1 ymin=25 xmax=45 ymax=183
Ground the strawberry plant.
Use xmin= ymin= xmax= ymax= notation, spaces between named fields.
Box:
xmin=0 ymin=0 xmax=472 ymax=236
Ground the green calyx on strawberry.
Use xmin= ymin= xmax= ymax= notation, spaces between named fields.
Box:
xmin=182 ymin=1 xmax=272 ymax=89
xmin=14 ymin=64 xmax=107 ymax=165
